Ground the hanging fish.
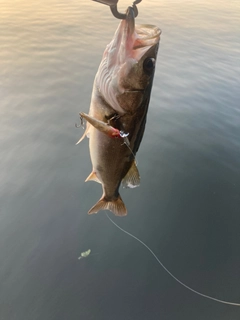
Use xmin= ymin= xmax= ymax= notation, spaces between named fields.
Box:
xmin=77 ymin=5 xmax=161 ymax=216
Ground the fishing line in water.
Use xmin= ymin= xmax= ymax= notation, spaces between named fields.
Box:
xmin=106 ymin=213 xmax=240 ymax=306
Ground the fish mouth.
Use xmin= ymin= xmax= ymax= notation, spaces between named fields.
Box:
xmin=117 ymin=8 xmax=161 ymax=61
xmin=96 ymin=8 xmax=161 ymax=114
xmin=104 ymin=7 xmax=161 ymax=66
xmin=125 ymin=6 xmax=135 ymax=35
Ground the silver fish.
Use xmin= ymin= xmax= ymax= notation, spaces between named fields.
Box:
xmin=78 ymin=6 xmax=161 ymax=216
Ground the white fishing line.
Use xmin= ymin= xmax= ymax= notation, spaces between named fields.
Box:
xmin=121 ymin=138 xmax=138 ymax=166
xmin=106 ymin=213 xmax=240 ymax=306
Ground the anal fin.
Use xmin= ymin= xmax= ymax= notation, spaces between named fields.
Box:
xmin=85 ymin=171 xmax=101 ymax=184
xmin=122 ymin=161 xmax=140 ymax=188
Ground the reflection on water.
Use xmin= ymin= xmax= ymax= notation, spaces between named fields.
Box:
xmin=1 ymin=1 xmax=240 ymax=319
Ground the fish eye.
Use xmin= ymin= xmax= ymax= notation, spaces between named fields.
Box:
xmin=143 ymin=58 xmax=155 ymax=74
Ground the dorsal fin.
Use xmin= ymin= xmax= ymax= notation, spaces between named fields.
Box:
xmin=85 ymin=171 xmax=101 ymax=184
xmin=122 ymin=161 xmax=140 ymax=188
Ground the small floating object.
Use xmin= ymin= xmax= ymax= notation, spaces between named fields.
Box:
xmin=78 ymin=249 xmax=91 ymax=259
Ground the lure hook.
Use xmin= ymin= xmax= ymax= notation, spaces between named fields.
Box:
xmin=75 ymin=113 xmax=85 ymax=129
xmin=92 ymin=0 xmax=142 ymax=19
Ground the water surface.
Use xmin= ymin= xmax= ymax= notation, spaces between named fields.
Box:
xmin=1 ymin=1 xmax=240 ymax=319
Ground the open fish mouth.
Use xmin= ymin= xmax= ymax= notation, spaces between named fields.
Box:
xmin=95 ymin=7 xmax=161 ymax=114
xmin=106 ymin=7 xmax=161 ymax=63
xmin=134 ymin=24 xmax=161 ymax=48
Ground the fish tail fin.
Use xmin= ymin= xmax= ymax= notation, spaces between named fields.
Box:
xmin=88 ymin=195 xmax=127 ymax=216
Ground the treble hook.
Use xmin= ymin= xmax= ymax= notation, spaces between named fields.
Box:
xmin=92 ymin=0 xmax=142 ymax=19
xmin=75 ymin=113 xmax=85 ymax=129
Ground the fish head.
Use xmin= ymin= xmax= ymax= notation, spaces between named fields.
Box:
xmin=96 ymin=6 xmax=161 ymax=114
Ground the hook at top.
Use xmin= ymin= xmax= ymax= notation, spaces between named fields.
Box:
xmin=92 ymin=0 xmax=142 ymax=19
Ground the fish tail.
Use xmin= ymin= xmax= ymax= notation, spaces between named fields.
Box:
xmin=88 ymin=195 xmax=127 ymax=216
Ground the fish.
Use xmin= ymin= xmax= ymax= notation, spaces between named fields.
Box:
xmin=77 ymin=6 xmax=161 ymax=216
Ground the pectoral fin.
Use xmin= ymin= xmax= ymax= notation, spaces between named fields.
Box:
xmin=85 ymin=171 xmax=101 ymax=184
xmin=122 ymin=161 xmax=140 ymax=188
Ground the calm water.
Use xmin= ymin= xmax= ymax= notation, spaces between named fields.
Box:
xmin=1 ymin=0 xmax=240 ymax=319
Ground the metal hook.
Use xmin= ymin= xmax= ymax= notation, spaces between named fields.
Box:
xmin=92 ymin=0 xmax=142 ymax=19
xmin=110 ymin=3 xmax=138 ymax=19
xmin=75 ymin=113 xmax=85 ymax=129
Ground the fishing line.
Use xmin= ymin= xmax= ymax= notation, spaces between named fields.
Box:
xmin=121 ymin=138 xmax=138 ymax=166
xmin=106 ymin=213 xmax=240 ymax=306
